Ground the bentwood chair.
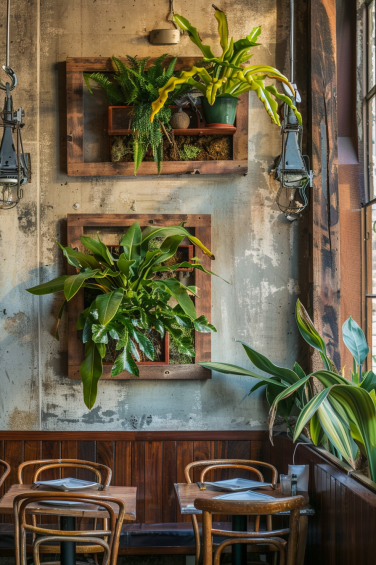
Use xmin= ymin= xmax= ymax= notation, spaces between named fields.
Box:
xmin=184 ymin=459 xmax=278 ymax=565
xmin=194 ymin=495 xmax=306 ymax=565
xmin=17 ymin=459 xmax=112 ymax=563
xmin=0 ymin=459 xmax=11 ymax=489
xmin=13 ymin=492 xmax=125 ymax=565
xmin=17 ymin=459 xmax=112 ymax=488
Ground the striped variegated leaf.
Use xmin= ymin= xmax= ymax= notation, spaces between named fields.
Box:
xmin=268 ymin=374 xmax=311 ymax=442
xmin=198 ymin=362 xmax=285 ymax=387
xmin=318 ymin=399 xmax=359 ymax=467
xmin=293 ymin=387 xmax=332 ymax=442
xmin=238 ymin=341 xmax=300 ymax=386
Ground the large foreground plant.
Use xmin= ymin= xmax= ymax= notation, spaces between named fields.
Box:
xmin=151 ymin=5 xmax=301 ymax=126
xmin=85 ymin=55 xmax=190 ymax=174
xmin=27 ymin=223 xmax=222 ymax=410
xmin=200 ymin=300 xmax=376 ymax=482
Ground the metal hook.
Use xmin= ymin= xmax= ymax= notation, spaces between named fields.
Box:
xmin=0 ymin=66 xmax=17 ymax=91
xmin=167 ymin=0 xmax=178 ymax=29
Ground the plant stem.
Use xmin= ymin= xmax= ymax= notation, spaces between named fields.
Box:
xmin=284 ymin=416 xmax=294 ymax=438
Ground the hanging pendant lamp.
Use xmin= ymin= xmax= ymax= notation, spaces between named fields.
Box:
xmin=270 ymin=0 xmax=312 ymax=221
xmin=0 ymin=0 xmax=30 ymax=210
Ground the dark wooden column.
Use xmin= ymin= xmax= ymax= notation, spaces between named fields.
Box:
xmin=310 ymin=0 xmax=340 ymax=371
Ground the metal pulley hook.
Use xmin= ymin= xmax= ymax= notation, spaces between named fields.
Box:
xmin=167 ymin=0 xmax=178 ymax=29
xmin=0 ymin=67 xmax=17 ymax=91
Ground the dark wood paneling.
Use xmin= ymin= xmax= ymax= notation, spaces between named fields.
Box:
xmin=145 ymin=441 xmax=163 ymax=524
xmin=97 ymin=441 xmax=114 ymax=478
xmin=2 ymin=428 xmax=376 ymax=565
xmin=114 ymin=441 xmax=132 ymax=487
xmin=61 ymin=441 xmax=78 ymax=478
xmin=77 ymin=441 xmax=96 ymax=481
xmin=176 ymin=440 xmax=194 ymax=523
xmin=0 ymin=430 xmax=269 ymax=441
xmin=162 ymin=441 xmax=177 ymax=523
xmin=272 ymin=435 xmax=376 ymax=565
xmin=132 ymin=441 xmax=145 ymax=524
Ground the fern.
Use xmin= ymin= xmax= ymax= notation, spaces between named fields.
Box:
xmin=84 ymin=55 xmax=193 ymax=174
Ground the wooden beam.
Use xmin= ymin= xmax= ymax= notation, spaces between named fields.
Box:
xmin=310 ymin=0 xmax=340 ymax=370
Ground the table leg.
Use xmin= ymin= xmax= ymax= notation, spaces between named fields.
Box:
xmin=231 ymin=515 xmax=247 ymax=565
xmin=296 ymin=515 xmax=308 ymax=565
xmin=60 ymin=516 xmax=76 ymax=565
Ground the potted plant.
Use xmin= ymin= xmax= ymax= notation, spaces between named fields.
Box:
xmin=151 ymin=5 xmax=302 ymax=128
xmin=27 ymin=222 xmax=224 ymax=410
xmin=200 ymin=300 xmax=376 ymax=481
xmin=84 ymin=55 xmax=191 ymax=174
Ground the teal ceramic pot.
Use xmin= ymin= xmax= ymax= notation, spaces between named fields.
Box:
xmin=200 ymin=96 xmax=238 ymax=126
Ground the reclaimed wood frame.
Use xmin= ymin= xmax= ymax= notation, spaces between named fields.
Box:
xmin=66 ymin=57 xmax=249 ymax=176
xmin=66 ymin=213 xmax=212 ymax=381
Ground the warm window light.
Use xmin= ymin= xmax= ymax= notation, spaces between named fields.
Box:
xmin=0 ymin=0 xmax=30 ymax=210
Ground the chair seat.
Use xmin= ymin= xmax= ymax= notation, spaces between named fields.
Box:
xmin=0 ymin=524 xmax=15 ymax=550
xmin=0 ymin=521 xmax=272 ymax=552
xmin=119 ymin=522 xmax=243 ymax=548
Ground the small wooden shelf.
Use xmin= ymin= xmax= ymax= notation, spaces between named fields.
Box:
xmin=110 ymin=126 xmax=237 ymax=136
xmin=108 ymin=105 xmax=237 ymax=136
xmin=66 ymin=57 xmax=248 ymax=176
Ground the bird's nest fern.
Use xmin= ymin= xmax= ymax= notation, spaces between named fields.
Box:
xmin=84 ymin=55 xmax=192 ymax=174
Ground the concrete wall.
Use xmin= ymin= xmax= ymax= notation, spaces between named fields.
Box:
xmin=0 ymin=0 xmax=308 ymax=431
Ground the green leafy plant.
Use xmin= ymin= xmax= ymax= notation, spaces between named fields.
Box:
xmin=27 ymin=222 xmax=225 ymax=410
xmin=150 ymin=5 xmax=301 ymax=127
xmin=200 ymin=300 xmax=376 ymax=481
xmin=178 ymin=144 xmax=201 ymax=160
xmin=84 ymin=55 xmax=191 ymax=175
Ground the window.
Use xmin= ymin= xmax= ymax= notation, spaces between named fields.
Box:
xmin=367 ymin=0 xmax=376 ymax=200
xmin=363 ymin=2 xmax=376 ymax=370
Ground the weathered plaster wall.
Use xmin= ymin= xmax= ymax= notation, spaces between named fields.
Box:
xmin=0 ymin=0 xmax=308 ymax=431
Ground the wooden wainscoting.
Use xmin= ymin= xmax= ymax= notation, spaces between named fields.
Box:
xmin=0 ymin=430 xmax=270 ymax=524
xmin=2 ymin=430 xmax=376 ymax=564
xmin=271 ymin=434 xmax=376 ymax=565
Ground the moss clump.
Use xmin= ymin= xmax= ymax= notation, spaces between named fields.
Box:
xmin=178 ymin=144 xmax=201 ymax=160
xmin=111 ymin=134 xmax=232 ymax=162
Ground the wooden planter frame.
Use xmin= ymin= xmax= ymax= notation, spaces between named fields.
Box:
xmin=66 ymin=57 xmax=249 ymax=176
xmin=67 ymin=213 xmax=212 ymax=381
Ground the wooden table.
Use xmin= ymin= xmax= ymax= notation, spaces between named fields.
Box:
xmin=0 ymin=484 xmax=137 ymax=565
xmin=174 ymin=483 xmax=314 ymax=565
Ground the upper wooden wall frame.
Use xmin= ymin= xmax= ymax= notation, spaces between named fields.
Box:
xmin=67 ymin=213 xmax=212 ymax=381
xmin=66 ymin=57 xmax=249 ymax=176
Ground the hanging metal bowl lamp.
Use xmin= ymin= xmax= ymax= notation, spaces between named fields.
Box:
xmin=0 ymin=0 xmax=30 ymax=210
xmin=269 ymin=0 xmax=312 ymax=221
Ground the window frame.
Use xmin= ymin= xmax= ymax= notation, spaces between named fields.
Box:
xmin=364 ymin=0 xmax=376 ymax=202
xmin=362 ymin=1 xmax=376 ymax=370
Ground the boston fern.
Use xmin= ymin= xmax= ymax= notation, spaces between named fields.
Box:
xmin=84 ymin=55 xmax=190 ymax=174
xmin=27 ymin=223 xmax=223 ymax=410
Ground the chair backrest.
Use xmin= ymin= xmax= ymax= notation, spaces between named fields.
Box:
xmin=200 ymin=464 xmax=263 ymax=483
xmin=0 ymin=459 xmax=11 ymax=489
xmin=194 ymin=495 xmax=306 ymax=565
xmin=184 ymin=459 xmax=278 ymax=485
xmin=13 ymin=491 xmax=125 ymax=565
xmin=17 ymin=459 xmax=112 ymax=488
